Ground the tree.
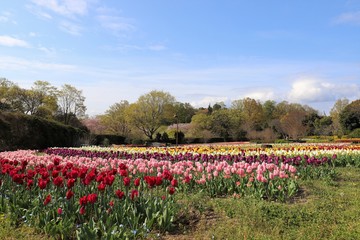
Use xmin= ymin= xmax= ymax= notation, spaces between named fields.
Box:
xmin=127 ymin=90 xmax=176 ymax=139
xmin=161 ymin=132 xmax=169 ymax=142
xmin=173 ymin=102 xmax=196 ymax=123
xmin=31 ymin=81 xmax=59 ymax=118
xmin=314 ymin=116 xmax=333 ymax=136
xmin=210 ymin=109 xmax=232 ymax=140
xmin=0 ymin=79 xmax=58 ymax=118
xmin=302 ymin=105 xmax=320 ymax=136
xmin=263 ymin=100 xmax=276 ymax=120
xmin=227 ymin=108 xmax=246 ymax=140
xmin=174 ymin=131 xmax=185 ymax=143
xmin=17 ymin=88 xmax=44 ymax=115
xmin=0 ymin=78 xmax=23 ymax=112
xmin=212 ymin=102 xmax=226 ymax=112
xmin=280 ymin=108 xmax=308 ymax=140
xmin=56 ymin=84 xmax=86 ymax=125
xmin=189 ymin=112 xmax=213 ymax=139
xmin=82 ymin=116 xmax=107 ymax=134
xmin=339 ymin=99 xmax=360 ymax=133
xmin=231 ymin=98 xmax=265 ymax=131
xmin=330 ymin=98 xmax=349 ymax=136
xmin=99 ymin=100 xmax=131 ymax=136
xmin=271 ymin=101 xmax=306 ymax=139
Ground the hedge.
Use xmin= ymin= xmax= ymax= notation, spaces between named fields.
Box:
xmin=0 ymin=112 xmax=88 ymax=151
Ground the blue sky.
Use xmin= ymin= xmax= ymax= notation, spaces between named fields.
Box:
xmin=1 ymin=0 xmax=359 ymax=116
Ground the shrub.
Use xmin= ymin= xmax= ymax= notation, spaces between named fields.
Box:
xmin=0 ymin=112 xmax=87 ymax=151
xmin=93 ymin=134 xmax=126 ymax=146
xmin=349 ymin=128 xmax=360 ymax=138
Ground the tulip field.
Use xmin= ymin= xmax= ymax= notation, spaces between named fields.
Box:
xmin=1 ymin=143 xmax=360 ymax=239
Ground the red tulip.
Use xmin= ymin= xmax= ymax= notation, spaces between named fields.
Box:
xmin=104 ymin=175 xmax=115 ymax=186
xmin=134 ymin=178 xmax=140 ymax=187
xmin=69 ymin=169 xmax=79 ymax=178
xmin=57 ymin=208 xmax=63 ymax=215
xmin=98 ymin=182 xmax=106 ymax=192
xmin=155 ymin=176 xmax=163 ymax=186
xmin=52 ymin=170 xmax=59 ymax=178
xmin=168 ymin=187 xmax=175 ymax=195
xmin=53 ymin=176 xmax=64 ymax=187
xmin=130 ymin=189 xmax=139 ymax=200
xmin=53 ymin=157 xmax=61 ymax=166
xmin=119 ymin=169 xmax=128 ymax=177
xmin=27 ymin=179 xmax=34 ymax=188
xmin=118 ymin=163 xmax=127 ymax=170
xmin=43 ymin=194 xmax=51 ymax=206
xmin=38 ymin=178 xmax=48 ymax=189
xmin=27 ymin=169 xmax=36 ymax=179
xmin=67 ymin=178 xmax=75 ymax=188
xmin=66 ymin=190 xmax=74 ymax=200
xmin=79 ymin=206 xmax=86 ymax=215
xmin=87 ymin=193 xmax=98 ymax=204
xmin=144 ymin=176 xmax=156 ymax=188
xmin=171 ymin=178 xmax=178 ymax=187
xmin=79 ymin=196 xmax=88 ymax=206
xmin=123 ymin=177 xmax=131 ymax=186
xmin=115 ymin=189 xmax=125 ymax=199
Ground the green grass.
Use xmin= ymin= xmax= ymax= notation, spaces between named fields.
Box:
xmin=165 ymin=167 xmax=360 ymax=240
xmin=0 ymin=214 xmax=49 ymax=240
xmin=2 ymin=167 xmax=360 ymax=240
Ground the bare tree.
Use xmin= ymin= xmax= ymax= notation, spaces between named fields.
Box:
xmin=280 ymin=109 xmax=308 ymax=140
xmin=57 ymin=84 xmax=86 ymax=125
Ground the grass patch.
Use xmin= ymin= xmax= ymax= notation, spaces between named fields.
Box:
xmin=164 ymin=167 xmax=360 ymax=240
xmin=0 ymin=214 xmax=49 ymax=240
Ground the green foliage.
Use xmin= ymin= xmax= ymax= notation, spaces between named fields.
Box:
xmin=92 ymin=134 xmax=126 ymax=146
xmin=127 ymin=90 xmax=176 ymax=140
xmin=170 ymin=167 xmax=360 ymax=240
xmin=174 ymin=131 xmax=185 ymax=144
xmin=340 ymin=99 xmax=360 ymax=133
xmin=349 ymin=128 xmax=360 ymax=138
xmin=173 ymin=102 xmax=196 ymax=123
xmin=132 ymin=139 xmax=145 ymax=145
xmin=0 ymin=112 xmax=87 ymax=151
xmin=161 ymin=132 xmax=169 ymax=142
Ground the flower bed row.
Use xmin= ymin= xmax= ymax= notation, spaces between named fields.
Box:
xmin=43 ymin=144 xmax=360 ymax=167
xmin=0 ymin=150 xmax=298 ymax=239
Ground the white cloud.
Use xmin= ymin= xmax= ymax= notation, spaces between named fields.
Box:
xmin=111 ymin=44 xmax=143 ymax=51
xmin=190 ymin=96 xmax=230 ymax=108
xmin=0 ymin=56 xmax=76 ymax=71
xmin=288 ymin=77 xmax=360 ymax=103
xmin=26 ymin=5 xmax=53 ymax=19
xmin=148 ymin=44 xmax=167 ymax=51
xmin=59 ymin=21 xmax=82 ymax=35
xmin=29 ymin=32 xmax=37 ymax=37
xmin=103 ymin=43 xmax=167 ymax=52
xmin=0 ymin=11 xmax=17 ymax=24
xmin=38 ymin=45 xmax=56 ymax=55
xmin=0 ymin=35 xmax=30 ymax=47
xmin=95 ymin=7 xmax=135 ymax=35
xmin=334 ymin=11 xmax=360 ymax=25
xmin=97 ymin=15 xmax=135 ymax=33
xmin=0 ymin=16 xmax=8 ymax=22
xmin=30 ymin=0 xmax=88 ymax=17
xmin=244 ymin=89 xmax=276 ymax=102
